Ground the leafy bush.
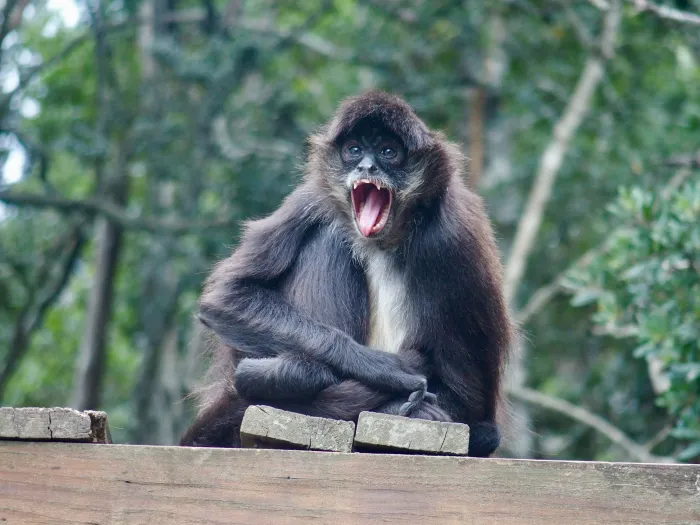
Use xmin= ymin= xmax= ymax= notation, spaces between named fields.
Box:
xmin=567 ymin=180 xmax=700 ymax=460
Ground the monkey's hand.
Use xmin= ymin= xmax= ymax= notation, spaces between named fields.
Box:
xmin=340 ymin=343 xmax=428 ymax=395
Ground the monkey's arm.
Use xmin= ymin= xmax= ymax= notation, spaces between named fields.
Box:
xmin=234 ymin=353 xmax=450 ymax=427
xmin=233 ymin=355 xmax=340 ymax=402
xmin=235 ymin=351 xmax=442 ymax=419
xmin=406 ymin=190 xmax=513 ymax=456
xmin=199 ymin=186 xmax=425 ymax=395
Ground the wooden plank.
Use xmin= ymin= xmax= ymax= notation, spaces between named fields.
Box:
xmin=240 ymin=405 xmax=355 ymax=452
xmin=0 ymin=407 xmax=111 ymax=443
xmin=354 ymin=411 xmax=470 ymax=455
xmin=0 ymin=442 xmax=698 ymax=524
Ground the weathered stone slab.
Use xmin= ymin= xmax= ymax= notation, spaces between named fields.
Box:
xmin=240 ymin=405 xmax=355 ymax=453
xmin=0 ymin=407 xmax=111 ymax=443
xmin=0 ymin=407 xmax=51 ymax=439
xmin=354 ymin=411 xmax=470 ymax=455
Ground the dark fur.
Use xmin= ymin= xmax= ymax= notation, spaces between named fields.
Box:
xmin=180 ymin=91 xmax=513 ymax=456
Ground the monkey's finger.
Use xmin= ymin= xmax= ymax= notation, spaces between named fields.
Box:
xmin=407 ymin=389 xmax=423 ymax=403
xmin=400 ymin=386 xmax=428 ymax=416
xmin=424 ymin=391 xmax=438 ymax=403
xmin=398 ymin=400 xmax=417 ymax=417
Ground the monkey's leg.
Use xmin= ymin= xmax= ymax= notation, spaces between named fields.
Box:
xmin=410 ymin=384 xmax=500 ymax=457
xmin=180 ymin=392 xmax=250 ymax=448
xmin=235 ymin=354 xmax=340 ymax=403
xmin=297 ymin=380 xmax=394 ymax=421
xmin=465 ymin=421 xmax=501 ymax=458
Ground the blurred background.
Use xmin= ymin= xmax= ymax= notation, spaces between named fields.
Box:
xmin=0 ymin=0 xmax=698 ymax=462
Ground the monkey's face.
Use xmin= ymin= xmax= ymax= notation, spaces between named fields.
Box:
xmin=337 ymin=124 xmax=407 ymax=239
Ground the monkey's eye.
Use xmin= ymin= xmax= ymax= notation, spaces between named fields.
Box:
xmin=380 ymin=147 xmax=397 ymax=159
xmin=347 ymin=145 xmax=363 ymax=157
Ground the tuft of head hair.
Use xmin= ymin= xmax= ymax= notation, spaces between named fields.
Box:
xmin=306 ymin=90 xmax=465 ymax=183
xmin=313 ymin=90 xmax=435 ymax=152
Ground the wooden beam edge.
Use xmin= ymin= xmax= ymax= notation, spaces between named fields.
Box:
xmin=2 ymin=442 xmax=698 ymax=525
xmin=2 ymin=440 xmax=695 ymax=470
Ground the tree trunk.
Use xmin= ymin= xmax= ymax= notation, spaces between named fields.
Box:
xmin=71 ymin=2 xmax=127 ymax=411
xmin=71 ymin=216 xmax=123 ymax=410
xmin=129 ymin=0 xmax=182 ymax=444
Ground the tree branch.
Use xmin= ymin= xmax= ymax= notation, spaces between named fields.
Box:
xmin=644 ymin=424 xmax=673 ymax=451
xmin=0 ymin=0 xmax=27 ymax=51
xmin=1 ymin=19 xmax=134 ymax=115
xmin=362 ymin=0 xmax=420 ymax=25
xmin=507 ymin=386 xmax=675 ymax=463
xmin=564 ymin=3 xmax=594 ymax=47
xmin=515 ymin=279 xmax=564 ymax=325
xmin=591 ymin=323 xmax=640 ymax=337
xmin=503 ymin=1 xmax=621 ymax=305
xmin=0 ymin=0 xmax=19 ymax=48
xmin=0 ymin=225 xmax=84 ymax=398
xmin=663 ymin=152 xmax=700 ymax=170
xmin=5 ymin=129 xmax=51 ymax=190
xmin=629 ymin=0 xmax=700 ymax=25
xmin=0 ymin=0 xmax=28 ymax=85
xmin=515 ymin=165 xmax=694 ymax=324
xmin=0 ymin=191 xmax=238 ymax=235
xmin=514 ymin=175 xmax=684 ymax=395
xmin=466 ymin=10 xmax=506 ymax=189
xmin=146 ymin=7 xmax=349 ymax=59
xmin=212 ymin=117 xmax=295 ymax=161
xmin=588 ymin=0 xmax=612 ymax=10
xmin=515 ymin=248 xmax=598 ymax=324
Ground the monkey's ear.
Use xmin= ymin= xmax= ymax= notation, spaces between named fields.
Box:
xmin=196 ymin=312 xmax=212 ymax=329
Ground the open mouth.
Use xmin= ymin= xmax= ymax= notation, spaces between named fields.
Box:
xmin=351 ymin=180 xmax=392 ymax=237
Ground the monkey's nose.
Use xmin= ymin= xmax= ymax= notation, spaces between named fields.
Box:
xmin=357 ymin=158 xmax=378 ymax=173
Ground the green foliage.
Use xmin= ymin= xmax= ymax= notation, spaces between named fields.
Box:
xmin=1 ymin=0 xmax=699 ymax=458
xmin=568 ymin=181 xmax=700 ymax=459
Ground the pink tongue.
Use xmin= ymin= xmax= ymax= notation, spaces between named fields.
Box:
xmin=358 ymin=187 xmax=384 ymax=237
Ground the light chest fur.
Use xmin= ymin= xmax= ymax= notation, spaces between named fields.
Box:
xmin=363 ymin=251 xmax=410 ymax=354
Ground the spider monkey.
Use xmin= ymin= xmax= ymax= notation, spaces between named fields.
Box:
xmin=180 ymin=91 xmax=514 ymax=457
